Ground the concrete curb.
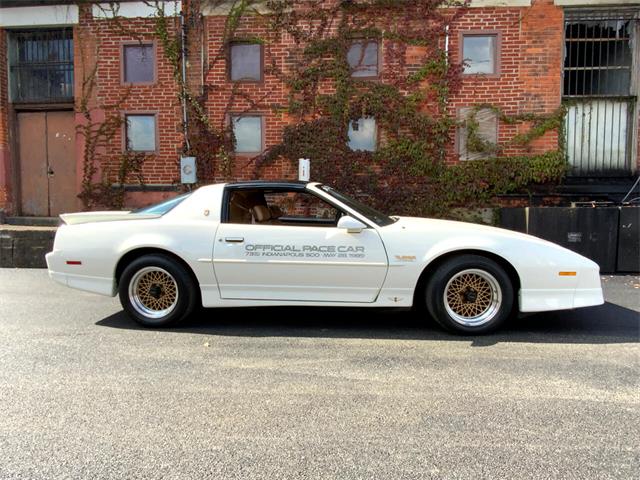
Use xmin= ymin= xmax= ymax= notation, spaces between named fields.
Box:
xmin=0 ymin=227 xmax=56 ymax=268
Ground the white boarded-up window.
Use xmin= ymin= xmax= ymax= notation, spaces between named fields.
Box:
xmin=348 ymin=117 xmax=377 ymax=152
xmin=565 ymin=100 xmax=631 ymax=175
xmin=457 ymin=107 xmax=498 ymax=161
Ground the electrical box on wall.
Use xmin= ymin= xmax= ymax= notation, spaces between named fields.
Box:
xmin=180 ymin=156 xmax=196 ymax=184
xmin=298 ymin=158 xmax=310 ymax=182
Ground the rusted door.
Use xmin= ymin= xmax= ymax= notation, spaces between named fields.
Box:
xmin=18 ymin=111 xmax=77 ymax=216
xmin=46 ymin=111 xmax=77 ymax=215
xmin=18 ymin=112 xmax=48 ymax=216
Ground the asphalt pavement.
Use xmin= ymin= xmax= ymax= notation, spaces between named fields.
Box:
xmin=0 ymin=269 xmax=638 ymax=479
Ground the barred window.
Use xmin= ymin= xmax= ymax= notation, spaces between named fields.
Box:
xmin=563 ymin=14 xmax=635 ymax=97
xmin=8 ymin=29 xmax=74 ymax=103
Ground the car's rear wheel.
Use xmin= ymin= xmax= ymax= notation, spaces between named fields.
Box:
xmin=119 ymin=254 xmax=197 ymax=327
xmin=425 ymin=255 xmax=514 ymax=335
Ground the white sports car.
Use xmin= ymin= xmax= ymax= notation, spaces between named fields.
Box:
xmin=46 ymin=181 xmax=604 ymax=334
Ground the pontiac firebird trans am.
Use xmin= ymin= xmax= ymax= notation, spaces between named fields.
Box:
xmin=46 ymin=181 xmax=604 ymax=334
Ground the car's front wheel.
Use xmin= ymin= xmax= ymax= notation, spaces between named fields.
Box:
xmin=118 ymin=254 xmax=197 ymax=327
xmin=425 ymin=254 xmax=514 ymax=335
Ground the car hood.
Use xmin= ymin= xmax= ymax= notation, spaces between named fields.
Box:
xmin=391 ymin=216 xmax=561 ymax=249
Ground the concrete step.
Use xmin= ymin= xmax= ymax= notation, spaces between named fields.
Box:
xmin=6 ymin=216 xmax=59 ymax=227
xmin=1 ymin=225 xmax=56 ymax=268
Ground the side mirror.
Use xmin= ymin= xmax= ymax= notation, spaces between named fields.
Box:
xmin=337 ymin=215 xmax=367 ymax=234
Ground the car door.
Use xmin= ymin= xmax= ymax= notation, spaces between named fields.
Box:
xmin=212 ymin=187 xmax=388 ymax=302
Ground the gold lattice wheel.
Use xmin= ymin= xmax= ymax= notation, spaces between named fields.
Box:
xmin=443 ymin=269 xmax=502 ymax=327
xmin=128 ymin=267 xmax=179 ymax=319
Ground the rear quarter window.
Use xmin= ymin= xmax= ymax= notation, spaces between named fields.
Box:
xmin=133 ymin=193 xmax=191 ymax=215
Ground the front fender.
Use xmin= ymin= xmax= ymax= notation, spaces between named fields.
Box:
xmin=380 ymin=222 xmax=601 ymax=312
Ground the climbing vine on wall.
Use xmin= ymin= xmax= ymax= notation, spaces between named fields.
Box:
xmin=75 ymin=6 xmax=149 ymax=210
xmin=80 ymin=0 xmax=568 ymax=215
xmin=246 ymin=0 xmax=566 ymax=216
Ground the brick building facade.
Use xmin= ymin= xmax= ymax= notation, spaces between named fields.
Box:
xmin=0 ymin=0 xmax=638 ymax=216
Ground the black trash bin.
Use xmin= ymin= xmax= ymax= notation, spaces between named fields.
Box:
xmin=617 ymin=206 xmax=640 ymax=273
xmin=498 ymin=208 xmax=527 ymax=234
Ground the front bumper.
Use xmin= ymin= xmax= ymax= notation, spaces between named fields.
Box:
xmin=520 ymin=287 xmax=604 ymax=312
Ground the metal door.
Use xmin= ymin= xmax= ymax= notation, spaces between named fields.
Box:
xmin=213 ymin=223 xmax=389 ymax=302
xmin=18 ymin=111 xmax=77 ymax=216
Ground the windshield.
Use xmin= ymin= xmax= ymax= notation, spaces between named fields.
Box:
xmin=319 ymin=185 xmax=396 ymax=227
xmin=133 ymin=193 xmax=191 ymax=215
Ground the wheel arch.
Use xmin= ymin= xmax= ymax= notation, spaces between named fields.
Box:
xmin=413 ymin=249 xmax=521 ymax=308
xmin=115 ymin=247 xmax=201 ymax=299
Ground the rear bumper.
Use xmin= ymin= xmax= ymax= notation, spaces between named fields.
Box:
xmin=46 ymin=251 xmax=116 ymax=297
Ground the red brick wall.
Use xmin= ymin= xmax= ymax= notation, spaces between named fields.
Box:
xmin=1 ymin=1 xmax=635 ymax=214
xmin=0 ymin=29 xmax=10 ymax=212
xmin=202 ymin=1 xmax=565 ymax=181
xmin=446 ymin=1 xmax=562 ymax=164
xmin=75 ymin=7 xmax=183 ymax=190
xmin=203 ymin=15 xmax=296 ymax=182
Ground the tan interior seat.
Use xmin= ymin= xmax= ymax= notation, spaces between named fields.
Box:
xmin=269 ymin=205 xmax=284 ymax=219
xmin=229 ymin=192 xmax=252 ymax=224
xmin=251 ymin=205 xmax=272 ymax=223
xmin=229 ymin=190 xmax=269 ymax=224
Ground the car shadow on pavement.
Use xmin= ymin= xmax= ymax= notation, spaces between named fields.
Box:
xmin=96 ymin=301 xmax=639 ymax=346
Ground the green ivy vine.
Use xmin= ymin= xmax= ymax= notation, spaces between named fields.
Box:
xmin=79 ymin=0 xmax=569 ymax=216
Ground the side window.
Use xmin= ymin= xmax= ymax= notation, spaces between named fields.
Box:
xmin=226 ymin=189 xmax=339 ymax=226
xmin=231 ymin=115 xmax=263 ymax=153
xmin=229 ymin=42 xmax=262 ymax=82
xmin=123 ymin=43 xmax=155 ymax=84
xmin=348 ymin=40 xmax=379 ymax=78
xmin=124 ymin=113 xmax=157 ymax=152
xmin=462 ymin=33 xmax=499 ymax=75
xmin=265 ymin=192 xmax=338 ymax=224
xmin=348 ymin=117 xmax=377 ymax=152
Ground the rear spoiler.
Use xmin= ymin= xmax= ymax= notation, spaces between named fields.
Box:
xmin=59 ymin=211 xmax=162 ymax=225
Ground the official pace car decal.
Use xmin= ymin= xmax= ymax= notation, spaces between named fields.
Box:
xmin=245 ymin=244 xmax=366 ymax=259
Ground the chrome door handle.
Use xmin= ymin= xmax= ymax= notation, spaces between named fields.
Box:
xmin=225 ymin=237 xmax=244 ymax=243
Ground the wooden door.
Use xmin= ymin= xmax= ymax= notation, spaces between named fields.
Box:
xmin=18 ymin=111 xmax=77 ymax=216
xmin=18 ymin=112 xmax=48 ymax=216
xmin=46 ymin=111 xmax=77 ymax=215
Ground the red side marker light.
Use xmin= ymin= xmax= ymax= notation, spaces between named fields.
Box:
xmin=66 ymin=261 xmax=82 ymax=265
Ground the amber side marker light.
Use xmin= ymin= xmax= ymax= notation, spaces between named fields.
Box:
xmin=558 ymin=271 xmax=577 ymax=276
xmin=66 ymin=261 xmax=82 ymax=265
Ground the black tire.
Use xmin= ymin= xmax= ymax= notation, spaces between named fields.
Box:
xmin=425 ymin=254 xmax=514 ymax=335
xmin=118 ymin=254 xmax=198 ymax=327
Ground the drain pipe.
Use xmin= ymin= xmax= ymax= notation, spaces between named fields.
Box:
xmin=444 ymin=24 xmax=449 ymax=65
xmin=180 ymin=10 xmax=190 ymax=152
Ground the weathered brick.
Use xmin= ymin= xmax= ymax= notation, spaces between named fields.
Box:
xmin=0 ymin=0 xmax=637 ymax=214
